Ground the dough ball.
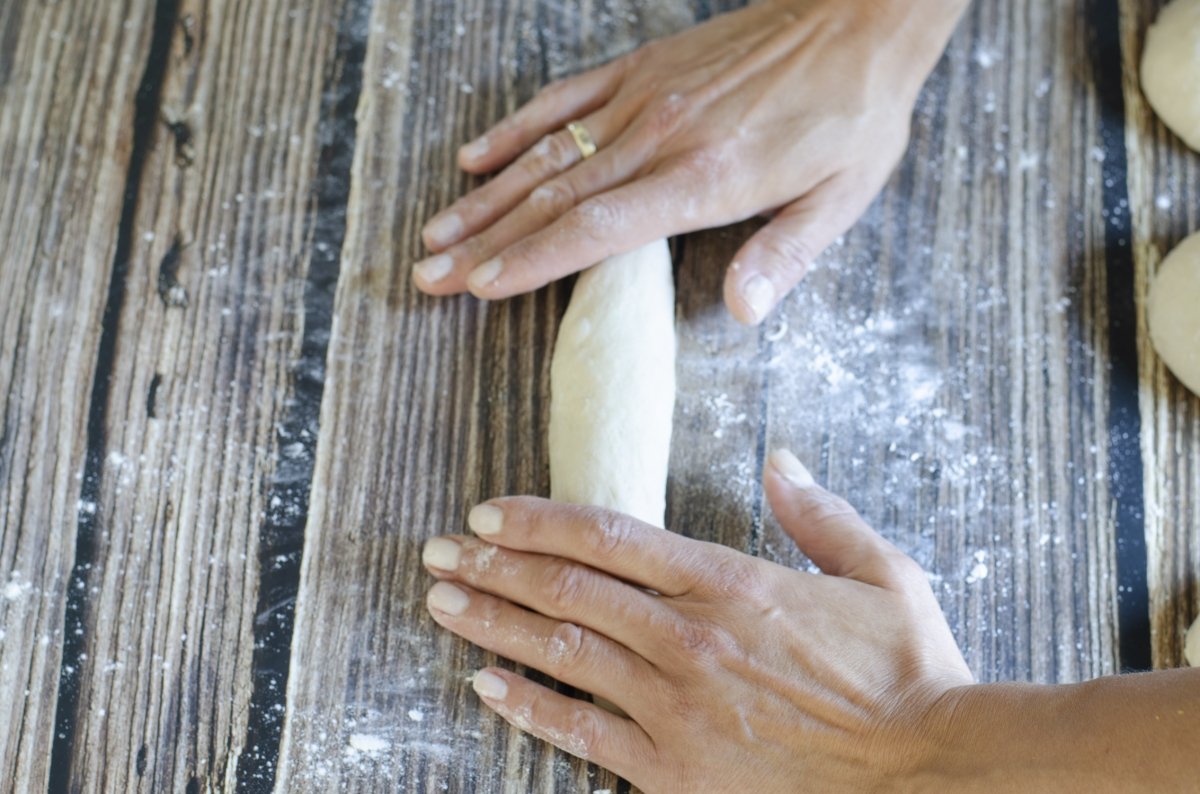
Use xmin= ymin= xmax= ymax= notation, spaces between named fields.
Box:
xmin=1141 ymin=0 xmax=1200 ymax=151
xmin=1187 ymin=614 xmax=1200 ymax=667
xmin=1148 ymin=232 xmax=1200 ymax=396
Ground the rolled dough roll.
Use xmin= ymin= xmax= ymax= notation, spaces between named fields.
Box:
xmin=549 ymin=240 xmax=676 ymax=528
xmin=1141 ymin=0 xmax=1200 ymax=152
xmin=1148 ymin=232 xmax=1200 ymax=397
xmin=1187 ymin=614 xmax=1200 ymax=667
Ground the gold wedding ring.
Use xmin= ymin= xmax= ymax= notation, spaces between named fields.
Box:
xmin=565 ymin=121 xmax=598 ymax=159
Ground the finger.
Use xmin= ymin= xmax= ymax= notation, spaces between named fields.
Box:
xmin=423 ymin=579 xmax=650 ymax=707
xmin=763 ymin=448 xmax=922 ymax=590
xmin=465 ymin=498 xmax=709 ymax=596
xmin=419 ymin=108 xmax=624 ymax=254
xmin=463 ymin=172 xmax=687 ymax=299
xmin=470 ymin=666 xmax=655 ymax=783
xmin=723 ymin=172 xmax=880 ymax=325
xmin=422 ymin=536 xmax=671 ymax=658
xmin=414 ymin=144 xmax=642 ymax=295
xmin=456 ymin=58 xmax=627 ymax=174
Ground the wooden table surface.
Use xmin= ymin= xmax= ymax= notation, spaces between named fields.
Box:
xmin=2 ymin=0 xmax=1198 ymax=791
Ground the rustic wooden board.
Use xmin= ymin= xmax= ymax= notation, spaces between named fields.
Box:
xmin=272 ymin=3 xmax=698 ymax=791
xmin=1119 ymin=0 xmax=1200 ymax=670
xmin=0 ymin=0 xmax=156 ymax=789
xmin=0 ymin=0 xmax=371 ymax=790
xmin=3 ymin=0 xmax=1199 ymax=791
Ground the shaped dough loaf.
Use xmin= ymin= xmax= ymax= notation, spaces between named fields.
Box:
xmin=1148 ymin=231 xmax=1200 ymax=397
xmin=1142 ymin=0 xmax=1200 ymax=152
xmin=549 ymin=240 xmax=676 ymax=528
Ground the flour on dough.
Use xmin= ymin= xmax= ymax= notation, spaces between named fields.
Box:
xmin=1148 ymin=231 xmax=1200 ymax=397
xmin=1141 ymin=0 xmax=1200 ymax=152
xmin=549 ymin=240 xmax=676 ymax=528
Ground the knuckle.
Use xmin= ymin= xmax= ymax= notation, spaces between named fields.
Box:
xmin=670 ymin=619 xmax=738 ymax=664
xmin=568 ymin=705 xmax=603 ymax=756
xmin=525 ymin=132 xmax=575 ymax=175
xmin=647 ymin=92 xmax=693 ymax=137
xmin=453 ymin=231 xmax=491 ymax=263
xmin=793 ymin=488 xmax=862 ymax=529
xmin=527 ymin=179 xmax=577 ymax=220
xmin=543 ymin=561 xmax=588 ymax=613
xmin=586 ymin=508 xmax=633 ymax=563
xmin=673 ymin=146 xmax=734 ymax=183
xmin=757 ymin=230 xmax=820 ymax=276
xmin=475 ymin=593 xmax=503 ymax=624
xmin=710 ymin=556 xmax=772 ymax=608
xmin=545 ymin=622 xmax=586 ymax=670
xmin=570 ymin=196 xmax=623 ymax=242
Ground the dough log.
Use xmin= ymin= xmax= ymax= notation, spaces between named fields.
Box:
xmin=549 ymin=239 xmax=676 ymax=529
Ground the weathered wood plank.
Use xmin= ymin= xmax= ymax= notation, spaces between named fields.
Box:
xmin=756 ymin=0 xmax=1126 ymax=684
xmin=0 ymin=0 xmax=157 ymax=789
xmin=1119 ymin=0 xmax=1200 ymax=670
xmin=275 ymin=2 xmax=702 ymax=791
xmin=29 ymin=0 xmax=366 ymax=790
xmin=7 ymin=0 xmax=1197 ymax=791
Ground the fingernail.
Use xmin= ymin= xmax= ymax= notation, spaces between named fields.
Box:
xmin=461 ymin=136 xmax=490 ymax=161
xmin=468 ymin=504 xmax=503 ymax=535
xmin=467 ymin=259 xmax=502 ymax=292
xmin=422 ymin=537 xmax=461 ymax=571
xmin=428 ymin=581 xmax=470 ymax=615
xmin=740 ymin=274 xmax=775 ymax=324
xmin=424 ymin=213 xmax=464 ymax=248
xmin=472 ymin=669 xmax=508 ymax=700
xmin=414 ymin=254 xmax=454 ymax=285
xmin=768 ymin=448 xmax=814 ymax=487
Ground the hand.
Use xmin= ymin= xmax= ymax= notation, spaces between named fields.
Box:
xmin=413 ymin=0 xmax=968 ymax=324
xmin=421 ymin=449 xmax=974 ymax=791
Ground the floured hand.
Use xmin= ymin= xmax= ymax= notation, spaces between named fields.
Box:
xmin=421 ymin=449 xmax=974 ymax=791
xmin=413 ymin=0 xmax=969 ymax=324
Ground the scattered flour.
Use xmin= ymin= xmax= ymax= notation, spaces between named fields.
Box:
xmin=347 ymin=733 xmax=388 ymax=754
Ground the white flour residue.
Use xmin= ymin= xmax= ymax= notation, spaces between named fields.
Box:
xmin=347 ymin=733 xmax=388 ymax=754
xmin=283 ymin=702 xmax=466 ymax=787
xmin=508 ymin=705 xmax=588 ymax=759
xmin=965 ymin=550 xmax=990 ymax=584
xmin=704 ymin=393 xmax=748 ymax=439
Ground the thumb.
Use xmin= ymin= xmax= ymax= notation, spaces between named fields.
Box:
xmin=723 ymin=174 xmax=878 ymax=326
xmin=763 ymin=448 xmax=921 ymax=591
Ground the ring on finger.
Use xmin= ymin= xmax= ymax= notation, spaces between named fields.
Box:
xmin=565 ymin=120 xmax=598 ymax=159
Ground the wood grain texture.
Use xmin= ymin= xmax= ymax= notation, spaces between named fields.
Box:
xmin=751 ymin=0 xmax=1130 ymax=685
xmin=1 ymin=0 xmax=366 ymax=790
xmin=273 ymin=3 xmax=691 ymax=790
xmin=0 ymin=0 xmax=156 ymax=789
xmin=2 ymin=0 xmax=1198 ymax=791
xmin=1119 ymin=0 xmax=1200 ymax=669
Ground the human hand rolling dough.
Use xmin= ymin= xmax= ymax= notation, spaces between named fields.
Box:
xmin=424 ymin=453 xmax=1200 ymax=790
xmin=419 ymin=0 xmax=1200 ymax=788
xmin=412 ymin=0 xmax=968 ymax=325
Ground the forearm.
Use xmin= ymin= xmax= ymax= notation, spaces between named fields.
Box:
xmin=915 ymin=669 xmax=1200 ymax=791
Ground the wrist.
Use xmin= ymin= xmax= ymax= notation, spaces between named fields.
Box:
xmin=904 ymin=682 xmax=1065 ymax=792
